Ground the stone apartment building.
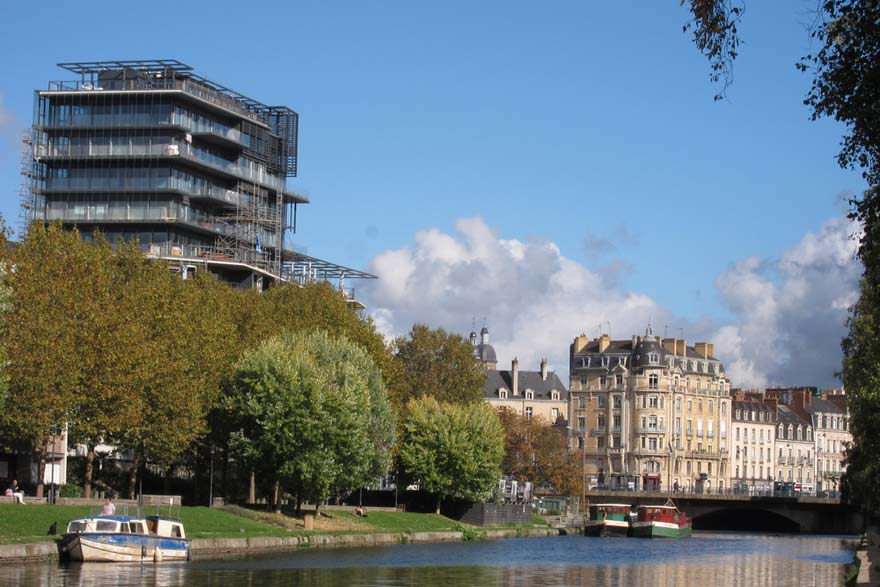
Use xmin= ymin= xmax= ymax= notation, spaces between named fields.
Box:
xmin=809 ymin=392 xmax=849 ymax=494
xmin=775 ymin=405 xmax=815 ymax=491
xmin=472 ymin=326 xmax=568 ymax=425
xmin=731 ymin=399 xmax=777 ymax=491
xmin=569 ymin=328 xmax=732 ymax=492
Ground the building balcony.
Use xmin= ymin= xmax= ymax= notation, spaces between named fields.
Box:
xmin=637 ymin=427 xmax=666 ymax=434
xmin=590 ymin=427 xmax=606 ymax=437
xmin=46 ymin=77 xmax=266 ymax=127
xmin=37 ymin=142 xmax=287 ymax=194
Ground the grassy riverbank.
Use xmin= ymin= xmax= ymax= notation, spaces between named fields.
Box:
xmin=0 ymin=504 xmax=518 ymax=545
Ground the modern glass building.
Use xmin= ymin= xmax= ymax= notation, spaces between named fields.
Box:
xmin=22 ymin=60 xmax=373 ymax=292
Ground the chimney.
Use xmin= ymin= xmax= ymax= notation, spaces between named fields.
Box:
xmin=707 ymin=343 xmax=714 ymax=358
xmin=512 ymin=357 xmax=519 ymax=396
xmin=598 ymin=334 xmax=611 ymax=353
xmin=540 ymin=358 xmax=548 ymax=381
xmin=662 ymin=338 xmax=677 ymax=354
xmin=677 ymin=339 xmax=687 ymax=356
xmin=573 ymin=334 xmax=589 ymax=353
xmin=695 ymin=342 xmax=709 ymax=358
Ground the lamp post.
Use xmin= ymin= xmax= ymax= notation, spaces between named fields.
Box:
xmin=209 ymin=446 xmax=215 ymax=508
xmin=48 ymin=425 xmax=59 ymax=505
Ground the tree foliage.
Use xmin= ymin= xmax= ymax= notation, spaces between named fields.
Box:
xmin=392 ymin=324 xmax=487 ymax=411
xmin=228 ymin=331 xmax=395 ymax=509
xmin=398 ymin=396 xmax=504 ymax=512
xmin=682 ymin=0 xmax=744 ymax=100
xmin=496 ymin=408 xmax=583 ymax=496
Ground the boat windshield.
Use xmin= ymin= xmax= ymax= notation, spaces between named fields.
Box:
xmin=95 ymin=521 xmax=118 ymax=532
xmin=67 ymin=521 xmax=88 ymax=532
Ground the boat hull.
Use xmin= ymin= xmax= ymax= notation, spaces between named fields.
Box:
xmin=584 ymin=519 xmax=630 ymax=537
xmin=630 ymin=521 xmax=692 ymax=538
xmin=62 ymin=533 xmax=189 ymax=562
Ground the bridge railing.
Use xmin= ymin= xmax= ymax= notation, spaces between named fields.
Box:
xmin=584 ymin=487 xmax=841 ymax=502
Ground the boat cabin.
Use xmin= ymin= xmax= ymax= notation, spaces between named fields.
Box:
xmin=66 ymin=516 xmax=147 ymax=534
xmin=65 ymin=515 xmax=185 ymax=539
xmin=589 ymin=504 xmax=632 ymax=520
xmin=146 ymin=516 xmax=186 ymax=539
xmin=636 ymin=505 xmax=689 ymax=524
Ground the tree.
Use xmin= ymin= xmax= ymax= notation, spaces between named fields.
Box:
xmin=392 ymin=324 xmax=487 ymax=411
xmin=496 ymin=408 xmax=583 ymax=496
xmin=398 ymin=396 xmax=504 ymax=514
xmin=228 ymin=331 xmax=395 ymax=513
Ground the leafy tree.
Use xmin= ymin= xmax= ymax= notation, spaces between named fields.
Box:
xmin=392 ymin=324 xmax=487 ymax=411
xmin=496 ymin=408 xmax=583 ymax=496
xmin=229 ymin=330 xmax=395 ymax=512
xmin=398 ymin=396 xmax=504 ymax=513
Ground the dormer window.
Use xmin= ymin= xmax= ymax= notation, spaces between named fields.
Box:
xmin=778 ymin=424 xmax=784 ymax=438
xmin=582 ymin=357 xmax=590 ymax=368
xmin=619 ymin=356 xmax=627 ymax=367
xmin=797 ymin=426 xmax=803 ymax=440
xmin=550 ymin=391 xmax=560 ymax=401
xmin=601 ymin=356 xmax=610 ymax=367
xmin=648 ymin=353 xmax=659 ymax=364
xmin=499 ymin=389 xmax=508 ymax=399
xmin=525 ymin=390 xmax=534 ymax=400
xmin=691 ymin=361 xmax=697 ymax=371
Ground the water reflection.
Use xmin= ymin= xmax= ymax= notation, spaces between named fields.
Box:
xmin=0 ymin=533 xmax=856 ymax=587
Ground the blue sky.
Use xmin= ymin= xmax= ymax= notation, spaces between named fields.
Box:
xmin=0 ymin=1 xmax=864 ymax=386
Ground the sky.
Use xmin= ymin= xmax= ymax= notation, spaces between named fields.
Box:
xmin=0 ymin=0 xmax=865 ymax=388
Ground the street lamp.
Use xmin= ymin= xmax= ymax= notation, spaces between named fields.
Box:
xmin=208 ymin=446 xmax=215 ymax=508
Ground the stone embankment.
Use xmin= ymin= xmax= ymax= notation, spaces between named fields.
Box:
xmin=0 ymin=527 xmax=559 ymax=565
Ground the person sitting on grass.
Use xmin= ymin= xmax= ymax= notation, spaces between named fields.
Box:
xmin=6 ymin=480 xmax=25 ymax=505
xmin=355 ymin=505 xmax=367 ymax=517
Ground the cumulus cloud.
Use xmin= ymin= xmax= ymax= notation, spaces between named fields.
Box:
xmin=362 ymin=214 xmax=861 ymax=390
xmin=364 ymin=217 xmax=666 ymax=377
xmin=710 ymin=216 xmax=862 ymax=388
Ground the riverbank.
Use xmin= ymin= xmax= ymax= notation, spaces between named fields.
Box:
xmin=0 ymin=503 xmax=557 ymax=564
xmin=856 ymin=525 xmax=880 ymax=585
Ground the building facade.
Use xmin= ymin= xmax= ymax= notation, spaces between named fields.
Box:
xmin=23 ymin=60 xmax=372 ymax=292
xmin=731 ymin=399 xmax=777 ymax=492
xmin=570 ymin=329 xmax=732 ymax=492
xmin=809 ymin=394 xmax=849 ymax=494
xmin=775 ymin=405 xmax=815 ymax=492
xmin=473 ymin=326 xmax=568 ymax=424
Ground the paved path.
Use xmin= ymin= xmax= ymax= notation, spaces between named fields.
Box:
xmin=857 ymin=526 xmax=879 ymax=585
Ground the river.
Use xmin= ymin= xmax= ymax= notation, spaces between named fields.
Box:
xmin=0 ymin=532 xmax=857 ymax=586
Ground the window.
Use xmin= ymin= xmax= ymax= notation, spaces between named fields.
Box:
xmin=648 ymin=415 xmax=658 ymax=430
xmin=525 ymin=390 xmax=534 ymax=400
xmin=577 ymin=436 xmax=584 ymax=449
xmin=580 ymin=375 xmax=587 ymax=386
xmin=599 ymin=375 xmax=607 ymax=387
xmin=598 ymin=395 xmax=606 ymax=408
xmin=578 ymin=397 xmax=586 ymax=409
xmin=687 ymin=400 xmax=693 ymax=412
xmin=551 ymin=407 xmax=559 ymax=421
xmin=578 ymin=416 xmax=585 ymax=431
xmin=525 ymin=407 xmax=533 ymax=419
xmin=648 ymin=352 xmax=659 ymax=364
xmin=582 ymin=357 xmax=590 ymax=368
xmin=676 ymin=397 xmax=682 ymax=412
xmin=613 ymin=414 xmax=621 ymax=429
xmin=698 ymin=400 xmax=703 ymax=413
xmin=675 ymin=417 xmax=681 ymax=433
xmin=735 ymin=409 xmax=741 ymax=420
xmin=736 ymin=427 xmax=740 ymax=441
xmin=499 ymin=389 xmax=508 ymax=399
xmin=807 ymin=427 xmax=812 ymax=441
xmin=648 ymin=374 xmax=659 ymax=390
xmin=601 ymin=356 xmax=610 ymax=367
xmin=648 ymin=396 xmax=658 ymax=408
xmin=615 ymin=374 xmax=623 ymax=387
xmin=96 ymin=522 xmax=117 ymax=532
xmin=721 ymin=403 xmax=727 ymax=416
xmin=648 ymin=437 xmax=658 ymax=450
xmin=551 ymin=391 xmax=560 ymax=400
xmin=171 ymin=524 xmax=182 ymax=538
xmin=796 ymin=426 xmax=802 ymax=440
xmin=613 ymin=395 xmax=622 ymax=409
xmin=597 ymin=437 xmax=605 ymax=449
xmin=597 ymin=415 xmax=606 ymax=428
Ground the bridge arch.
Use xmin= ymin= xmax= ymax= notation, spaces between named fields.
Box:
xmin=691 ymin=507 xmax=800 ymax=533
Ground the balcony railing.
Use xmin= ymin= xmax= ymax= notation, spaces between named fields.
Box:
xmin=590 ymin=427 xmax=606 ymax=437
xmin=637 ymin=427 xmax=666 ymax=434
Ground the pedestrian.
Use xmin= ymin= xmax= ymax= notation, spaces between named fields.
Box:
xmin=7 ymin=480 xmax=25 ymax=505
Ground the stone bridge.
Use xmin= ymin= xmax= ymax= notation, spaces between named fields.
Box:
xmin=583 ymin=490 xmax=864 ymax=534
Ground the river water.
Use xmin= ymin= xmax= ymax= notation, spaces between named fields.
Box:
xmin=0 ymin=532 xmax=857 ymax=586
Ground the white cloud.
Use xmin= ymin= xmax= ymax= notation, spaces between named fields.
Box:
xmin=364 ymin=217 xmax=665 ymax=378
xmin=362 ymin=215 xmax=861 ymax=390
xmin=710 ymin=216 xmax=861 ymax=388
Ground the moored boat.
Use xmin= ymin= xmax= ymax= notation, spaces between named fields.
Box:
xmin=630 ymin=502 xmax=692 ymax=538
xmin=583 ymin=503 xmax=633 ymax=537
xmin=61 ymin=515 xmax=190 ymax=562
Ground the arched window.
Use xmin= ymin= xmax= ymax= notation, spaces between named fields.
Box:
xmin=551 ymin=391 xmax=560 ymax=401
xmin=807 ymin=427 xmax=812 ymax=441
xmin=778 ymin=424 xmax=784 ymax=438
xmin=499 ymin=389 xmax=508 ymax=399
xmin=525 ymin=390 xmax=534 ymax=400
xmin=787 ymin=425 xmax=793 ymax=439
xmin=797 ymin=426 xmax=802 ymax=440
